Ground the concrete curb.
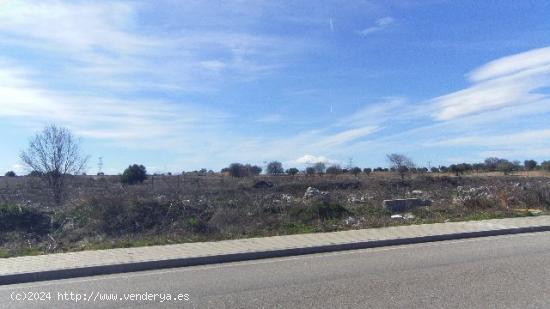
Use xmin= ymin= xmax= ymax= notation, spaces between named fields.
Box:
xmin=2 ymin=223 xmax=550 ymax=286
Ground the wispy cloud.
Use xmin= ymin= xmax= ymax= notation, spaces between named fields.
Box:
xmin=339 ymin=97 xmax=408 ymax=127
xmin=430 ymin=46 xmax=550 ymax=120
xmin=0 ymin=0 xmax=305 ymax=94
xmin=0 ymin=63 xmax=230 ymax=146
xmin=312 ymin=126 xmax=378 ymax=148
xmin=357 ymin=17 xmax=394 ymax=36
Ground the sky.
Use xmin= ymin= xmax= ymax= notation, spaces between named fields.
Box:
xmin=1 ymin=0 xmax=550 ymax=175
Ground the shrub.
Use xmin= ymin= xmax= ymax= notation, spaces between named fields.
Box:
xmin=77 ymin=196 xmax=191 ymax=235
xmin=121 ymin=164 xmax=147 ymax=184
xmin=0 ymin=204 xmax=50 ymax=233
xmin=4 ymin=171 xmax=16 ymax=177
xmin=542 ymin=161 xmax=550 ymax=172
xmin=267 ymin=161 xmax=284 ymax=175
xmin=363 ymin=168 xmax=372 ymax=175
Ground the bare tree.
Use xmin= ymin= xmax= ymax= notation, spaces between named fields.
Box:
xmin=387 ymin=153 xmax=415 ymax=181
xmin=20 ymin=125 xmax=89 ymax=204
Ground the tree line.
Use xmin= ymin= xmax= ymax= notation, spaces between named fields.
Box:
xmin=5 ymin=125 xmax=550 ymax=205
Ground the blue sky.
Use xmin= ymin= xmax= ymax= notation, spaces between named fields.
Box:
xmin=1 ymin=0 xmax=550 ymax=174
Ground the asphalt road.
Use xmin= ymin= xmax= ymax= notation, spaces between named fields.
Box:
xmin=2 ymin=232 xmax=550 ymax=308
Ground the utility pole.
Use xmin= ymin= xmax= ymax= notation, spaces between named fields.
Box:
xmin=347 ymin=157 xmax=354 ymax=170
xmin=98 ymin=157 xmax=103 ymax=175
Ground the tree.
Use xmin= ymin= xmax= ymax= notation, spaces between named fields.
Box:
xmin=286 ymin=168 xmax=299 ymax=176
xmin=351 ymin=167 xmax=362 ymax=176
xmin=266 ymin=161 xmax=284 ymax=175
xmin=4 ymin=171 xmax=16 ymax=177
xmin=497 ymin=160 xmax=515 ymax=175
xmin=484 ymin=157 xmax=502 ymax=171
xmin=247 ymin=165 xmax=262 ymax=176
xmin=326 ymin=165 xmax=343 ymax=175
xmin=542 ymin=161 xmax=550 ymax=172
xmin=121 ymin=164 xmax=147 ymax=184
xmin=472 ymin=163 xmax=485 ymax=173
xmin=313 ymin=162 xmax=326 ymax=175
xmin=450 ymin=163 xmax=471 ymax=176
xmin=524 ymin=160 xmax=537 ymax=171
xmin=450 ymin=164 xmax=464 ymax=176
xmin=305 ymin=167 xmax=316 ymax=176
xmin=20 ymin=125 xmax=89 ymax=204
xmin=226 ymin=163 xmax=261 ymax=177
xmin=430 ymin=167 xmax=439 ymax=173
xmin=387 ymin=153 xmax=414 ymax=181
xmin=363 ymin=168 xmax=372 ymax=175
xmin=228 ymin=163 xmax=246 ymax=177
xmin=28 ymin=170 xmax=43 ymax=177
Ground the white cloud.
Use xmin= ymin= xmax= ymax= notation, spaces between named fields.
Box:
xmin=0 ymin=1 xmax=151 ymax=54
xmin=357 ymin=17 xmax=394 ymax=36
xmin=294 ymin=155 xmax=337 ymax=165
xmin=469 ymin=46 xmax=550 ymax=82
xmin=431 ymin=46 xmax=550 ymax=120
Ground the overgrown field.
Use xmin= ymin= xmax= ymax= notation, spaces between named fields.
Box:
xmin=1 ymin=173 xmax=549 ymax=258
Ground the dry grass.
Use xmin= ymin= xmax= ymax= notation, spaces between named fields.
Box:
xmin=1 ymin=172 xmax=549 ymax=258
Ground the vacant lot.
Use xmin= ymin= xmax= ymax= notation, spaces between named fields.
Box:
xmin=1 ymin=172 xmax=549 ymax=258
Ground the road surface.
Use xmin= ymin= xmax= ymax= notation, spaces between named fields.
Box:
xmin=2 ymin=232 xmax=550 ymax=308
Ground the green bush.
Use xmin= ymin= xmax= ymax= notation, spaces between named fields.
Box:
xmin=74 ymin=196 xmax=201 ymax=235
xmin=0 ymin=204 xmax=50 ymax=233
xmin=290 ymin=203 xmax=350 ymax=223
xmin=121 ymin=164 xmax=147 ymax=185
